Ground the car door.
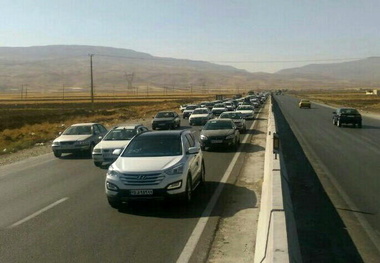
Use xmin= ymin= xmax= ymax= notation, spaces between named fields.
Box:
xmin=184 ymin=133 xmax=201 ymax=184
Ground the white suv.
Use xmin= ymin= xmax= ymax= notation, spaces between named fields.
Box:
xmin=105 ymin=129 xmax=205 ymax=208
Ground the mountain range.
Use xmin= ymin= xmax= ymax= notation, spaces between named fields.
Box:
xmin=0 ymin=45 xmax=379 ymax=93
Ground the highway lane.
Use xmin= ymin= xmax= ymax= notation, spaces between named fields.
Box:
xmin=273 ymin=94 xmax=380 ymax=258
xmin=0 ymin=112 xmax=261 ymax=262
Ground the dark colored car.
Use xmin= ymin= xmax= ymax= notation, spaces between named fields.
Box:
xmin=182 ymin=105 xmax=198 ymax=119
xmin=200 ymin=119 xmax=240 ymax=151
xmin=152 ymin=111 xmax=181 ymax=130
xmin=332 ymin=108 xmax=362 ymax=128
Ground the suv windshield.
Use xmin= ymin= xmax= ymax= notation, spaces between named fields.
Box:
xmin=204 ymin=121 xmax=233 ymax=130
xmin=104 ymin=129 xmax=137 ymax=141
xmin=63 ymin=125 xmax=92 ymax=135
xmin=122 ymin=135 xmax=182 ymax=157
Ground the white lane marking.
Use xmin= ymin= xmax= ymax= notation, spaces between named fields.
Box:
xmin=8 ymin=197 xmax=69 ymax=229
xmin=177 ymin=108 xmax=262 ymax=262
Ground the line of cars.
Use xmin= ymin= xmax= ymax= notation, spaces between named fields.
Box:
xmin=51 ymin=93 xmax=268 ymax=208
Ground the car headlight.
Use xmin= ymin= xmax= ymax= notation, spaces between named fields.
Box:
xmin=165 ymin=163 xmax=184 ymax=175
xmin=200 ymin=134 xmax=208 ymax=140
xmin=52 ymin=141 xmax=60 ymax=146
xmin=93 ymin=148 xmax=102 ymax=153
xmin=226 ymin=134 xmax=235 ymax=139
xmin=107 ymin=167 xmax=122 ymax=178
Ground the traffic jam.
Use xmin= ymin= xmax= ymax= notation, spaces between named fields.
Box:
xmin=51 ymin=92 xmax=269 ymax=208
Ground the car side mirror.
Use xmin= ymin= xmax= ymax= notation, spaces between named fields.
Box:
xmin=112 ymin=149 xmax=122 ymax=156
xmin=187 ymin=146 xmax=199 ymax=154
xmin=332 ymin=112 xmax=336 ymax=114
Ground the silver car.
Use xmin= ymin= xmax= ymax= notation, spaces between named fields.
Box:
xmin=105 ymin=129 xmax=205 ymax=208
xmin=92 ymin=124 xmax=149 ymax=167
xmin=51 ymin=123 xmax=108 ymax=158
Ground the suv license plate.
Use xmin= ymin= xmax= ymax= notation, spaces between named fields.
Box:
xmin=130 ymin=190 xmax=153 ymax=196
xmin=211 ymin=140 xmax=223 ymax=143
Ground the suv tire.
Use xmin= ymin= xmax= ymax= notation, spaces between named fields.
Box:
xmin=182 ymin=175 xmax=192 ymax=204
xmin=53 ymin=150 xmax=62 ymax=158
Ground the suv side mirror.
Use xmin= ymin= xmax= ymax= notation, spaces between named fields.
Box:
xmin=332 ymin=111 xmax=336 ymax=114
xmin=187 ymin=147 xmax=199 ymax=154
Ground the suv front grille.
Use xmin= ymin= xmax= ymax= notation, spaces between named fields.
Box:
xmin=119 ymin=173 xmax=165 ymax=186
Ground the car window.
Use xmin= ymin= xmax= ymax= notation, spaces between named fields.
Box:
xmin=204 ymin=121 xmax=234 ymax=130
xmin=93 ymin=125 xmax=100 ymax=134
xmin=97 ymin=124 xmax=107 ymax=133
xmin=63 ymin=125 xmax=92 ymax=135
xmin=104 ymin=129 xmax=137 ymax=140
xmin=122 ymin=135 xmax=182 ymax=157
xmin=341 ymin=109 xmax=359 ymax=114
xmin=185 ymin=134 xmax=195 ymax=147
xmin=156 ymin=112 xmax=174 ymax=118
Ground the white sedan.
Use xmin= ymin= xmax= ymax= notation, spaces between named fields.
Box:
xmin=92 ymin=124 xmax=149 ymax=167
xmin=235 ymin=105 xmax=255 ymax=120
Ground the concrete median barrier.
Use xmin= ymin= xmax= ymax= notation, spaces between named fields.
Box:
xmin=254 ymin=96 xmax=301 ymax=263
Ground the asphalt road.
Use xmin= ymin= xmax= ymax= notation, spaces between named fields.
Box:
xmin=273 ymin=94 xmax=380 ymax=261
xmin=0 ymin=114 xmax=259 ymax=263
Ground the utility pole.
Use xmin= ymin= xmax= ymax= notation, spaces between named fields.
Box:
xmin=125 ymin=73 xmax=134 ymax=94
xmin=89 ymin=54 xmax=95 ymax=108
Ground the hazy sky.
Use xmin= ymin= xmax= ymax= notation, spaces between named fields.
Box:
xmin=1 ymin=0 xmax=379 ymax=73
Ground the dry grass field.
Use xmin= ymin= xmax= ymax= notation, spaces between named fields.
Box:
xmin=290 ymin=89 xmax=380 ymax=113
xmin=0 ymin=93 xmax=214 ymax=155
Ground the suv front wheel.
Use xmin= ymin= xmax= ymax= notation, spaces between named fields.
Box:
xmin=182 ymin=175 xmax=192 ymax=204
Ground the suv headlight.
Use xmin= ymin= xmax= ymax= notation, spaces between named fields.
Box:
xmin=165 ymin=163 xmax=184 ymax=175
xmin=107 ymin=167 xmax=122 ymax=178
xmin=52 ymin=141 xmax=60 ymax=146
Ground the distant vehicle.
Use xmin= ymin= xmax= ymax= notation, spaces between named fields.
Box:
xmin=211 ymin=103 xmax=228 ymax=116
xmin=92 ymin=124 xmax=149 ymax=167
xmin=152 ymin=111 xmax=180 ymax=130
xmin=219 ymin=111 xmax=247 ymax=133
xmin=236 ymin=105 xmax=255 ymax=120
xmin=332 ymin=108 xmax=362 ymax=128
xmin=299 ymin=99 xmax=311 ymax=109
xmin=200 ymin=119 xmax=240 ymax=151
xmin=223 ymin=101 xmax=235 ymax=111
xmin=179 ymin=104 xmax=188 ymax=112
xmin=105 ymin=130 xmax=205 ymax=208
xmin=189 ymin=108 xmax=213 ymax=126
xmin=182 ymin=104 xmax=198 ymax=119
xmin=200 ymin=101 xmax=215 ymax=110
xmin=51 ymin=123 xmax=108 ymax=158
